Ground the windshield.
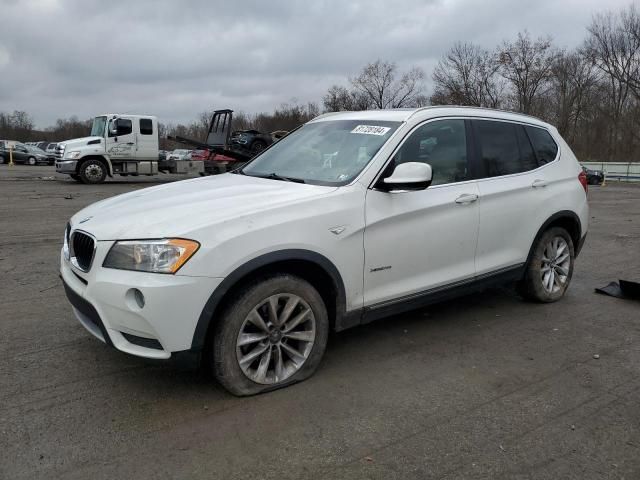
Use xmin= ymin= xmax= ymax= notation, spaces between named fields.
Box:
xmin=241 ymin=120 xmax=401 ymax=185
xmin=90 ymin=116 xmax=107 ymax=137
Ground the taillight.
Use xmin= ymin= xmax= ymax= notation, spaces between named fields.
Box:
xmin=578 ymin=171 xmax=588 ymax=193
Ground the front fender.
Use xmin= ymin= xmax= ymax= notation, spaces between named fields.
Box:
xmin=190 ymin=249 xmax=348 ymax=351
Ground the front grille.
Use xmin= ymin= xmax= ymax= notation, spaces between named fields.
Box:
xmin=55 ymin=145 xmax=65 ymax=159
xmin=71 ymin=231 xmax=95 ymax=271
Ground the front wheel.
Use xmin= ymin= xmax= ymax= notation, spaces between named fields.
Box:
xmin=78 ymin=159 xmax=107 ymax=184
xmin=519 ymin=227 xmax=575 ymax=303
xmin=212 ymin=274 xmax=328 ymax=396
xmin=27 ymin=156 xmax=37 ymax=166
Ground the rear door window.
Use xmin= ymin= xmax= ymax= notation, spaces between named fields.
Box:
xmin=473 ymin=120 xmax=538 ymax=177
xmin=526 ymin=126 xmax=558 ymax=165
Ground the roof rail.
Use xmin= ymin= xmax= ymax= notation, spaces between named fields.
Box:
xmin=407 ymin=105 xmax=544 ymax=122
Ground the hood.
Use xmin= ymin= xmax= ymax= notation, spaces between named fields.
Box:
xmin=60 ymin=136 xmax=103 ymax=149
xmin=70 ymin=174 xmax=337 ymax=240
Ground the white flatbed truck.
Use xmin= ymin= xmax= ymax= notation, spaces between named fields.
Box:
xmin=55 ymin=114 xmax=204 ymax=184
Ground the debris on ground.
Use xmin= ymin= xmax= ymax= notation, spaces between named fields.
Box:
xmin=595 ymin=280 xmax=640 ymax=300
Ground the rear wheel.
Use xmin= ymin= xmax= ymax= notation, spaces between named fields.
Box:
xmin=0 ymin=155 xmax=5 ymax=164
xmin=519 ymin=227 xmax=575 ymax=302
xmin=250 ymin=140 xmax=267 ymax=154
xmin=212 ymin=274 xmax=328 ymax=396
xmin=78 ymin=159 xmax=107 ymax=184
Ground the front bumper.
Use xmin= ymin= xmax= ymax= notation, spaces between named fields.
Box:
xmin=56 ymin=160 xmax=78 ymax=173
xmin=60 ymin=244 xmax=222 ymax=360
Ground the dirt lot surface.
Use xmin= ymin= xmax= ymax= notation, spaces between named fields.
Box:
xmin=1 ymin=165 xmax=639 ymax=479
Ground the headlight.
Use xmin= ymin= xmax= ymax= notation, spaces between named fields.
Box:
xmin=67 ymin=151 xmax=82 ymax=159
xmin=103 ymin=239 xmax=200 ymax=274
xmin=63 ymin=224 xmax=70 ymax=260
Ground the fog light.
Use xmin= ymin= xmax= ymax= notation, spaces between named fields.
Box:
xmin=126 ymin=288 xmax=146 ymax=310
xmin=133 ymin=289 xmax=145 ymax=308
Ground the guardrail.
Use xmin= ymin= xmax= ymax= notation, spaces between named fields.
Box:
xmin=581 ymin=162 xmax=640 ymax=182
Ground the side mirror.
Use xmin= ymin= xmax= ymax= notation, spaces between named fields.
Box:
xmin=109 ymin=119 xmax=119 ymax=136
xmin=382 ymin=162 xmax=432 ymax=191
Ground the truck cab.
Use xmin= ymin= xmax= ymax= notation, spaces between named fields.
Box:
xmin=56 ymin=114 xmax=204 ymax=184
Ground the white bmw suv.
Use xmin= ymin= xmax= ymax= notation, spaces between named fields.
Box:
xmin=61 ymin=107 xmax=589 ymax=395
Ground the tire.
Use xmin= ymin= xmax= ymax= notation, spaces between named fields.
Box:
xmin=70 ymin=174 xmax=82 ymax=182
xmin=250 ymin=140 xmax=267 ymax=154
xmin=212 ymin=274 xmax=329 ymax=396
xmin=0 ymin=155 xmax=5 ymax=164
xmin=27 ymin=156 xmax=37 ymax=166
xmin=78 ymin=159 xmax=107 ymax=184
xmin=518 ymin=227 xmax=575 ymax=303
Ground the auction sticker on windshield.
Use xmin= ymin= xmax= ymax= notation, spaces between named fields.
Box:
xmin=351 ymin=125 xmax=391 ymax=135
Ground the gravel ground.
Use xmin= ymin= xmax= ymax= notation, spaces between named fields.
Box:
xmin=1 ymin=165 xmax=639 ymax=480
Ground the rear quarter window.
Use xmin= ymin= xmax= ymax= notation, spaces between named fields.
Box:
xmin=526 ymin=126 xmax=558 ymax=165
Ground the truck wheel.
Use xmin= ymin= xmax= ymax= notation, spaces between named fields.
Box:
xmin=212 ymin=274 xmax=329 ymax=396
xmin=27 ymin=156 xmax=37 ymax=166
xmin=518 ymin=227 xmax=575 ymax=303
xmin=78 ymin=159 xmax=107 ymax=184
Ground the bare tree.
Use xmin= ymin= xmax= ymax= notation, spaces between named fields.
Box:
xmin=432 ymin=42 xmax=504 ymax=108
xmin=322 ymin=85 xmax=370 ymax=111
xmin=585 ymin=5 xmax=640 ymax=101
xmin=350 ymin=60 xmax=425 ymax=109
xmin=583 ymin=6 xmax=640 ymax=159
xmin=498 ymin=31 xmax=557 ymax=114
xmin=548 ymin=50 xmax=599 ymax=141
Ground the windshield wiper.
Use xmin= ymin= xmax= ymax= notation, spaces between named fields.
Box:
xmin=247 ymin=172 xmax=306 ymax=183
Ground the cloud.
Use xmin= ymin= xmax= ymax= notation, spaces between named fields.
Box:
xmin=0 ymin=0 xmax=631 ymax=128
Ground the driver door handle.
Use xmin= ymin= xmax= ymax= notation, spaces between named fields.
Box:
xmin=126 ymin=142 xmax=135 ymax=145
xmin=532 ymin=179 xmax=548 ymax=188
xmin=455 ymin=193 xmax=478 ymax=204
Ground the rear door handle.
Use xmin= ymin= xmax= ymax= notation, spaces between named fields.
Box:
xmin=455 ymin=193 xmax=479 ymax=204
xmin=532 ymin=179 xmax=548 ymax=188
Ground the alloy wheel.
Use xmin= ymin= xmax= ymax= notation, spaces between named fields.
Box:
xmin=236 ymin=293 xmax=316 ymax=385
xmin=540 ymin=236 xmax=571 ymax=293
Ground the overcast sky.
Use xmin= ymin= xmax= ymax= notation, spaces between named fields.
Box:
xmin=0 ymin=0 xmax=632 ymax=128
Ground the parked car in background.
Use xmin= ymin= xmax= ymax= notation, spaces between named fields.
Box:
xmin=582 ymin=166 xmax=604 ymax=185
xmin=203 ymin=153 xmax=243 ymax=174
xmin=60 ymin=106 xmax=589 ymax=396
xmin=230 ymin=130 xmax=274 ymax=153
xmin=43 ymin=143 xmax=58 ymax=165
xmin=167 ymin=149 xmax=191 ymax=161
xmin=188 ymin=149 xmax=212 ymax=161
xmin=0 ymin=143 xmax=49 ymax=165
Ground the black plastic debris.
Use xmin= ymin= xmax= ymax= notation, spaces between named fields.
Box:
xmin=595 ymin=280 xmax=640 ymax=301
